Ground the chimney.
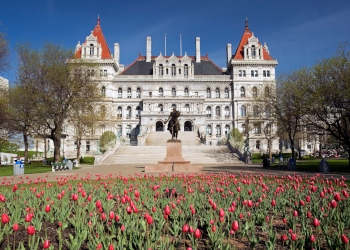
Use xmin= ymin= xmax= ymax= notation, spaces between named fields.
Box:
xmin=195 ymin=37 xmax=200 ymax=63
xmin=146 ymin=36 xmax=152 ymax=62
xmin=226 ymin=43 xmax=232 ymax=65
xmin=114 ymin=43 xmax=120 ymax=63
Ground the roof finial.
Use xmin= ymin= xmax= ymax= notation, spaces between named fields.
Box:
xmin=97 ymin=15 xmax=100 ymax=25
xmin=245 ymin=17 xmax=250 ymax=33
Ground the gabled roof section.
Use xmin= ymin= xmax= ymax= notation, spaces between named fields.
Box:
xmin=232 ymin=19 xmax=274 ymax=61
xmin=74 ymin=16 xmax=112 ymax=59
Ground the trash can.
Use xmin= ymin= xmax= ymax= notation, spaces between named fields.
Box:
xmin=14 ymin=160 xmax=24 ymax=175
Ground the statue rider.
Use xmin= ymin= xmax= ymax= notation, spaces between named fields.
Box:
xmin=164 ymin=107 xmax=181 ymax=139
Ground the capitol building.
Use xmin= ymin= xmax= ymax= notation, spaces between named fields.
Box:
xmin=61 ymin=17 xmax=279 ymax=157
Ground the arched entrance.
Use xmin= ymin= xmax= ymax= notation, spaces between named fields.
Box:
xmin=184 ymin=121 xmax=192 ymax=131
xmin=156 ymin=121 xmax=164 ymax=131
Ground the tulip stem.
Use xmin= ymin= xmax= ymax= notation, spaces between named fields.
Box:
xmin=12 ymin=231 xmax=15 ymax=250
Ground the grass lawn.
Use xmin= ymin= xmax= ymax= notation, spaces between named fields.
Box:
xmin=0 ymin=164 xmax=53 ymax=177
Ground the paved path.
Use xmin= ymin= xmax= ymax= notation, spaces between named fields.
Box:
xmin=2 ymin=163 xmax=350 ymax=185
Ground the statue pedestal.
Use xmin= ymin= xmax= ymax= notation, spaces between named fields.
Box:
xmin=145 ymin=140 xmax=203 ymax=172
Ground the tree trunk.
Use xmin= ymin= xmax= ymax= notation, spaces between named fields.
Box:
xmin=268 ymin=139 xmax=272 ymax=161
xmin=348 ymin=147 xmax=350 ymax=168
xmin=76 ymin=138 xmax=81 ymax=161
xmin=23 ymin=132 xmax=29 ymax=164
xmin=44 ymin=138 xmax=47 ymax=160
xmin=290 ymin=139 xmax=295 ymax=159
xmin=53 ymin=135 xmax=61 ymax=162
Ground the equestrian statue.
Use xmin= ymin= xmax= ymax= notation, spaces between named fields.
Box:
xmin=164 ymin=107 xmax=181 ymax=140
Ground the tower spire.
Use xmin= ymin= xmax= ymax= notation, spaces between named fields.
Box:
xmin=97 ymin=15 xmax=100 ymax=26
xmin=245 ymin=17 xmax=250 ymax=32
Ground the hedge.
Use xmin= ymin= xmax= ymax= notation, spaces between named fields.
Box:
xmin=80 ymin=156 xmax=95 ymax=164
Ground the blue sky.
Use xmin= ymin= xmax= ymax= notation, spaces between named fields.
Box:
xmin=1 ymin=0 xmax=350 ymax=83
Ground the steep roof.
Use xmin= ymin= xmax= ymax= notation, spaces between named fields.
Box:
xmin=121 ymin=54 xmax=223 ymax=75
xmin=232 ymin=20 xmax=274 ymax=61
xmin=74 ymin=17 xmax=112 ymax=59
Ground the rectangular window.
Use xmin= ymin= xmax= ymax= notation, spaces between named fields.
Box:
xmin=255 ymin=70 xmax=258 ymax=77
xmin=242 ymin=70 xmax=246 ymax=77
xmin=251 ymin=70 xmax=254 ymax=77
xmin=149 ymin=92 xmax=152 ymax=97
xmin=104 ymin=70 xmax=107 ymax=76
xmin=100 ymin=70 xmax=103 ymax=76
xmin=263 ymin=70 xmax=270 ymax=77
xmin=239 ymin=70 xmax=242 ymax=77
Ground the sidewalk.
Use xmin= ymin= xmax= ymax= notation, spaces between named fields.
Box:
xmin=2 ymin=163 xmax=350 ymax=185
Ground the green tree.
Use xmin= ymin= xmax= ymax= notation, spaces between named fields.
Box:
xmin=100 ymin=131 xmax=116 ymax=153
xmin=229 ymin=128 xmax=244 ymax=150
xmin=0 ymin=27 xmax=10 ymax=73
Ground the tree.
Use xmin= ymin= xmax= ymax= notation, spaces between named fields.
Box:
xmin=16 ymin=42 xmax=100 ymax=162
xmin=0 ymin=28 xmax=10 ymax=73
xmin=299 ymin=45 xmax=350 ymax=166
xmin=100 ymin=131 xmax=116 ymax=153
xmin=229 ymin=128 xmax=245 ymax=150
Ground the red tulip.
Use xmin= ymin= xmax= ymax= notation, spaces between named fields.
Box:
xmin=306 ymin=196 xmax=311 ymax=202
xmin=313 ymin=218 xmax=320 ymax=227
xmin=0 ymin=194 xmax=6 ymax=202
xmin=211 ymin=225 xmax=216 ymax=232
xmin=134 ymin=190 xmax=140 ymax=198
xmin=341 ymin=234 xmax=349 ymax=244
xmin=43 ymin=239 xmax=50 ymax=249
xmin=281 ymin=234 xmax=288 ymax=241
xmin=1 ymin=213 xmax=10 ymax=224
xmin=334 ymin=192 xmax=341 ymax=201
xmin=164 ymin=205 xmax=171 ymax=215
xmin=108 ymin=244 xmax=115 ymax=250
xmin=194 ymin=228 xmax=201 ymax=238
xmin=96 ymin=200 xmax=102 ymax=209
xmin=291 ymin=233 xmax=297 ymax=241
xmin=271 ymin=199 xmax=276 ymax=206
xmin=109 ymin=211 xmax=115 ymax=220
xmin=231 ymin=221 xmax=239 ymax=231
xmin=121 ymin=225 xmax=125 ymax=231
xmin=330 ymin=200 xmax=337 ymax=208
xmin=293 ymin=210 xmax=298 ymax=217
xmin=72 ymin=193 xmax=78 ymax=201
xmin=307 ymin=211 xmax=312 ymax=218
xmin=45 ymin=204 xmax=51 ymax=213
xmin=27 ymin=225 xmax=35 ymax=235
xmin=182 ymin=224 xmax=189 ymax=233
xmin=13 ymin=223 xmax=19 ymax=231
xmin=152 ymin=206 xmax=156 ymax=213
xmin=341 ymin=190 xmax=349 ymax=198
xmin=219 ymin=208 xmax=225 ymax=218
xmin=25 ymin=214 xmax=32 ymax=223
xmin=115 ymin=215 xmax=120 ymax=222
xmin=126 ymin=206 xmax=132 ymax=214
xmin=310 ymin=235 xmax=316 ymax=242
xmin=146 ymin=215 xmax=153 ymax=225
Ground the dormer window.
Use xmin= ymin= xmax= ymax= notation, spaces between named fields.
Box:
xmin=90 ymin=44 xmax=94 ymax=56
xmin=159 ymin=64 xmax=163 ymax=76
xmin=251 ymin=45 xmax=256 ymax=56
xmin=184 ymin=64 xmax=188 ymax=75
xmin=171 ymin=64 xmax=176 ymax=76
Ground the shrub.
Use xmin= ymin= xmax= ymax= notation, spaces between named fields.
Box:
xmin=100 ymin=131 xmax=116 ymax=153
xmin=81 ymin=156 xmax=95 ymax=164
xmin=251 ymin=153 xmax=263 ymax=159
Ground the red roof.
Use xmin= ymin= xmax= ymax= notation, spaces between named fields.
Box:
xmin=74 ymin=17 xmax=112 ymax=59
xmin=232 ymin=20 xmax=274 ymax=61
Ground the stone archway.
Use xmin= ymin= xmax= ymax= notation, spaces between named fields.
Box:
xmin=156 ymin=121 xmax=164 ymax=131
xmin=184 ymin=121 xmax=192 ymax=131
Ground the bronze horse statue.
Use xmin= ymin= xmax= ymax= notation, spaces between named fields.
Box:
xmin=165 ymin=108 xmax=181 ymax=140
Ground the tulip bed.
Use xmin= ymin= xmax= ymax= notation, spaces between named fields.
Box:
xmin=0 ymin=172 xmax=350 ymax=249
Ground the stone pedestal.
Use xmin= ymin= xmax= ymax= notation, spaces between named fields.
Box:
xmin=145 ymin=139 xmax=203 ymax=172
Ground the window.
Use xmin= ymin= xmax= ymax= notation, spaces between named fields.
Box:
xmin=253 ymin=105 xmax=259 ymax=117
xmin=184 ymin=104 xmax=190 ymax=112
xmin=225 ymin=125 xmax=230 ymax=135
xmin=166 ymin=68 xmax=169 ymax=74
xmin=101 ymin=86 xmax=106 ymax=97
xmin=117 ymin=106 xmax=122 ymax=118
xmin=127 ymin=88 xmax=132 ymax=98
xmin=171 ymin=103 xmax=176 ymax=109
xmin=195 ymin=92 xmax=198 ymax=96
xmin=136 ymin=88 xmax=141 ymax=98
xmin=240 ymin=105 xmax=246 ymax=117
xmin=149 ymin=92 xmax=152 ymax=97
xmin=206 ymin=125 xmax=212 ymax=135
xmin=252 ymin=87 xmax=257 ymax=97
xmin=104 ymin=70 xmax=107 ymax=76
xmin=117 ymin=125 xmax=122 ymax=136
xmin=126 ymin=125 xmax=131 ymax=138
xmin=118 ymin=88 xmax=122 ymax=98
xmin=126 ymin=106 xmax=131 ymax=119
xmin=136 ymin=106 xmax=140 ymax=118
xmin=90 ymin=44 xmax=94 ymax=55
xmin=84 ymin=48 xmax=86 ymax=56
xmin=171 ymin=64 xmax=176 ymax=75
xmin=86 ymin=141 xmax=90 ymax=152
xmin=100 ymin=70 xmax=103 ymax=76
xmin=206 ymin=88 xmax=211 ymax=98
xmin=184 ymin=64 xmax=188 ymax=75
xmin=251 ymin=45 xmax=256 ymax=56
xmin=216 ymin=125 xmax=221 ymax=137
xmin=240 ymin=87 xmax=245 ymax=97
xmin=158 ymin=104 xmax=163 ymax=112
xmin=215 ymin=106 xmax=221 ymax=117
xmin=264 ymin=86 xmax=270 ymax=97
xmin=251 ymin=70 xmax=258 ymax=77
xmin=238 ymin=70 xmax=246 ymax=77
xmin=265 ymin=105 xmax=271 ymax=116
xmin=184 ymin=87 xmax=189 ymax=97
xmin=265 ymin=124 xmax=272 ymax=134
xmin=256 ymin=140 xmax=260 ymax=150
xmin=224 ymin=106 xmax=230 ymax=118
xmin=179 ymin=69 xmax=181 ymax=75
xmin=215 ymin=88 xmax=220 ymax=98
xmin=172 ymin=88 xmax=176 ymax=97
xmin=253 ymin=123 xmax=261 ymax=134
xmin=97 ymin=48 xmax=99 ymax=56
xmin=159 ymin=87 xmax=163 ymax=97
xmin=159 ymin=64 xmax=164 ymax=76
xmin=224 ymin=87 xmax=229 ymax=98
xmin=206 ymin=106 xmax=211 ymax=117
xmin=263 ymin=70 xmax=270 ymax=77
xmin=100 ymin=105 xmax=106 ymax=117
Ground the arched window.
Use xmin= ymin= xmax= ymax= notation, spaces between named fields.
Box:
xmin=206 ymin=106 xmax=211 ymax=118
xmin=126 ymin=106 xmax=131 ymax=119
xmin=184 ymin=64 xmax=189 ymax=75
xmin=159 ymin=64 xmax=164 ymax=76
xmin=117 ymin=106 xmax=122 ymax=118
xmin=101 ymin=86 xmax=106 ymax=97
xmin=253 ymin=105 xmax=259 ymax=117
xmin=265 ymin=105 xmax=271 ymax=116
xmin=256 ymin=140 xmax=260 ymax=150
xmin=265 ymin=86 xmax=270 ymax=97
xmin=224 ymin=87 xmax=229 ymax=98
xmin=136 ymin=106 xmax=141 ymax=118
xmin=240 ymin=87 xmax=245 ymax=97
xmin=126 ymin=125 xmax=131 ymax=138
xmin=184 ymin=87 xmax=189 ymax=97
xmin=251 ymin=45 xmax=256 ymax=56
xmin=159 ymin=87 xmax=163 ymax=97
xmin=216 ymin=125 xmax=221 ymax=137
xmin=225 ymin=125 xmax=230 ymax=135
xmin=171 ymin=103 xmax=176 ymax=109
xmin=215 ymin=106 xmax=221 ymax=117
xmin=206 ymin=88 xmax=211 ymax=98
xmin=118 ymin=88 xmax=122 ymax=98
xmin=136 ymin=87 xmax=141 ymax=98
xmin=172 ymin=88 xmax=176 ymax=97
xmin=240 ymin=105 xmax=246 ymax=117
xmin=206 ymin=125 xmax=212 ymax=135
xmin=127 ymin=87 xmax=132 ymax=98
xmin=171 ymin=64 xmax=176 ymax=75
xmin=265 ymin=124 xmax=271 ymax=135
xmin=224 ymin=106 xmax=230 ymax=118
xmin=184 ymin=104 xmax=190 ymax=112
xmin=215 ymin=88 xmax=220 ymax=98
xmin=100 ymin=105 xmax=106 ymax=117
xmin=90 ymin=44 xmax=94 ymax=55
xmin=252 ymin=87 xmax=257 ymax=97
xmin=158 ymin=104 xmax=163 ymax=112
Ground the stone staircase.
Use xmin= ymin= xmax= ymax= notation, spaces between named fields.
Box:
xmin=102 ymin=131 xmax=242 ymax=165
